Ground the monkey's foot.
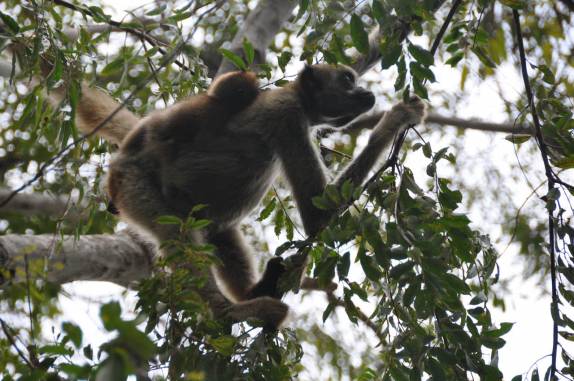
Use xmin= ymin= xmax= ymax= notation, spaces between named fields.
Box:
xmin=225 ymin=297 xmax=289 ymax=329
xmin=246 ymin=257 xmax=286 ymax=299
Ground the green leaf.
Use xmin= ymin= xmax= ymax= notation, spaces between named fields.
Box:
xmin=504 ymin=134 xmax=531 ymax=144
xmin=337 ymin=252 xmax=351 ymax=279
xmin=100 ymin=302 xmax=122 ymax=331
xmin=471 ymin=46 xmax=497 ymax=68
xmin=101 ymin=57 xmax=125 ymax=77
xmin=499 ymin=0 xmax=527 ymax=9
xmin=278 ymin=51 xmax=293 ymax=72
xmin=312 ymin=195 xmax=335 ymax=210
xmin=258 ymin=198 xmax=276 ymax=221
xmin=322 ymin=300 xmax=336 ymax=322
xmin=445 ymin=52 xmax=464 ymax=67
xmin=389 ymin=261 xmax=415 ymax=279
xmin=156 ymin=215 xmax=182 ymax=225
xmin=83 ymin=344 xmax=93 ymax=360
xmin=325 ymin=184 xmax=341 ymax=205
xmin=208 ymin=336 xmax=236 ymax=356
xmin=408 ymin=44 xmax=434 ymax=66
xmin=394 ymin=57 xmax=407 ymax=91
xmin=381 ymin=42 xmax=402 ymax=70
xmin=168 ymin=11 xmax=193 ymax=23
xmin=62 ymin=322 xmax=83 ymax=348
xmin=295 ymin=0 xmax=310 ymax=21
xmin=47 ymin=52 xmax=64 ymax=89
xmin=146 ymin=5 xmax=166 ymax=16
xmin=219 ymin=48 xmax=247 ymax=70
xmin=0 ymin=11 xmax=20 ymax=33
xmin=242 ymin=39 xmax=255 ymax=65
xmin=39 ymin=344 xmax=74 ymax=356
xmin=372 ymin=1 xmax=385 ymax=24
xmin=332 ymin=34 xmax=351 ymax=65
xmin=359 ymin=253 xmax=382 ymax=282
xmin=538 ymin=65 xmax=555 ymax=84
xmin=186 ymin=218 xmax=211 ymax=229
xmin=409 ymin=62 xmax=436 ymax=83
xmin=412 ymin=77 xmax=429 ymax=99
xmin=350 ymin=14 xmax=369 ymax=54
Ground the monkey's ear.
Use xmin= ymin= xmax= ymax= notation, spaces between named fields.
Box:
xmin=300 ymin=64 xmax=315 ymax=82
xmin=299 ymin=64 xmax=321 ymax=93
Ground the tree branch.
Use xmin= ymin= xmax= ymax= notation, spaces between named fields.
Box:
xmin=321 ymin=111 xmax=532 ymax=135
xmin=0 ymin=188 xmax=85 ymax=221
xmin=513 ymin=10 xmax=559 ymax=379
xmin=215 ymin=0 xmax=298 ymax=76
xmin=0 ymin=231 xmax=154 ymax=287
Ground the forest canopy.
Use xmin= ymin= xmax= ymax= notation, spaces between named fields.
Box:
xmin=0 ymin=0 xmax=573 ymax=380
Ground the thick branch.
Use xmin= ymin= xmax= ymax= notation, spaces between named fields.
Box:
xmin=0 ymin=60 xmax=13 ymax=78
xmin=216 ymin=0 xmax=297 ymax=76
xmin=326 ymin=111 xmax=532 ymax=135
xmin=0 ymin=232 xmax=154 ymax=287
xmin=0 ymin=188 xmax=85 ymax=221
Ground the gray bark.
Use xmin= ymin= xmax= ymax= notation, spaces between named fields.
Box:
xmin=0 ymin=188 xmax=85 ymax=221
xmin=216 ymin=0 xmax=298 ymax=76
xmin=0 ymin=231 xmax=155 ymax=287
xmin=326 ymin=111 xmax=532 ymax=135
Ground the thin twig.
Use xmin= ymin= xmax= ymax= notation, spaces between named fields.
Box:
xmin=24 ymin=256 xmax=35 ymax=342
xmin=327 ymin=292 xmax=387 ymax=345
xmin=50 ymin=0 xmax=193 ymax=73
xmin=513 ymin=10 xmax=559 ymax=379
xmin=0 ymin=318 xmax=34 ymax=368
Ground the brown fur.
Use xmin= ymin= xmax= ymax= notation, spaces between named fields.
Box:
xmin=72 ymin=65 xmax=426 ymax=329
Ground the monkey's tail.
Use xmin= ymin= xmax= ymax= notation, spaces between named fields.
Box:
xmin=66 ymin=83 xmax=140 ymax=146
xmin=5 ymin=37 xmax=139 ymax=145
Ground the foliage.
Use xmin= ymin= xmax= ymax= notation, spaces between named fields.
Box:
xmin=0 ymin=0 xmax=573 ymax=380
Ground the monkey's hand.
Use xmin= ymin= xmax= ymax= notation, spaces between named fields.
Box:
xmin=385 ymin=96 xmax=427 ymax=127
xmin=369 ymin=96 xmax=426 ymax=145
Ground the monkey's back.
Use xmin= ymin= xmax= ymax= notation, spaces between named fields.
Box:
xmin=108 ymin=87 xmax=283 ymax=227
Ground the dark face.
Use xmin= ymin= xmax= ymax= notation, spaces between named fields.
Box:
xmin=298 ymin=64 xmax=375 ymax=126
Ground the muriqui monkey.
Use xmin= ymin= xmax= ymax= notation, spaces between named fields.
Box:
xmin=67 ymin=64 xmax=427 ymax=328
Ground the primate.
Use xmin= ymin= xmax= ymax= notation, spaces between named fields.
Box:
xmin=67 ymin=64 xmax=427 ymax=328
xmin=108 ymin=70 xmax=260 ymax=213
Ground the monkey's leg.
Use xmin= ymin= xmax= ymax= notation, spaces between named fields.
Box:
xmin=109 ymin=160 xmax=232 ymax=317
xmin=111 ymin=164 xmax=287 ymax=327
xmin=209 ymin=237 xmax=289 ymax=328
xmin=209 ymin=228 xmax=257 ymax=302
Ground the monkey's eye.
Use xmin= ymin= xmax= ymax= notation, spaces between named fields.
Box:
xmin=341 ymin=71 xmax=356 ymax=87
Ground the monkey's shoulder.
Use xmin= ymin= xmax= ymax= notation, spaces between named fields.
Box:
xmin=228 ymin=87 xmax=305 ymax=134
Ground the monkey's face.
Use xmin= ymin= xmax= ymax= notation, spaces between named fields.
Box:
xmin=298 ymin=64 xmax=375 ymax=126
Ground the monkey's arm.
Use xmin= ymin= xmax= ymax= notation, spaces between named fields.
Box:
xmin=275 ymin=127 xmax=330 ymax=237
xmin=334 ymin=98 xmax=426 ymax=188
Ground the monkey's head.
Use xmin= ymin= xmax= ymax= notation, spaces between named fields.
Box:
xmin=296 ymin=64 xmax=375 ymax=126
xmin=208 ymin=71 xmax=260 ymax=113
